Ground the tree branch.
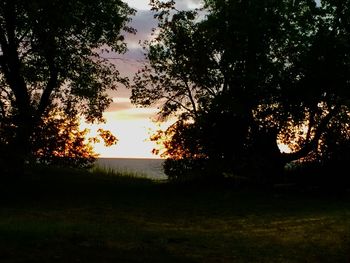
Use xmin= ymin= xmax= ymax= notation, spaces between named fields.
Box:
xmin=304 ymin=108 xmax=315 ymax=143
xmin=281 ymin=105 xmax=340 ymax=163
xmin=37 ymin=64 xmax=58 ymax=116
xmin=163 ymin=94 xmax=194 ymax=115
xmin=178 ymin=72 xmax=198 ymax=119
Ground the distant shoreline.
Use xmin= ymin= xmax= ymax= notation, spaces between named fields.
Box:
xmin=98 ymin=157 xmax=164 ymax=160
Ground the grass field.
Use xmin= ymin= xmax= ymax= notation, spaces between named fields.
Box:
xmin=0 ymin=167 xmax=349 ymax=262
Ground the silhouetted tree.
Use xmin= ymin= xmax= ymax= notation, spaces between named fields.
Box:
xmin=0 ymin=0 xmax=134 ymax=174
xmin=132 ymin=0 xmax=289 ymax=179
xmin=31 ymin=109 xmax=99 ymax=169
xmin=0 ymin=108 xmax=118 ymax=174
xmin=132 ymin=0 xmax=350 ymax=183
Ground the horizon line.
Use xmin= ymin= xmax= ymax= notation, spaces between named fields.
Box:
xmin=98 ymin=156 xmax=164 ymax=160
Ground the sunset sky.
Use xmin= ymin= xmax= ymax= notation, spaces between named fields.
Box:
xmin=85 ymin=0 xmax=202 ymax=158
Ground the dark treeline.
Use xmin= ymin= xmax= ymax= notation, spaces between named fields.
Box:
xmin=131 ymin=0 xmax=350 ymax=187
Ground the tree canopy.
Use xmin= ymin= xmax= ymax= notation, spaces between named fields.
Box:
xmin=131 ymin=0 xmax=350 ymax=183
xmin=0 ymin=0 xmax=134 ymax=172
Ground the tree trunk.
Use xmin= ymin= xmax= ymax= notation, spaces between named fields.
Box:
xmin=7 ymin=110 xmax=35 ymax=177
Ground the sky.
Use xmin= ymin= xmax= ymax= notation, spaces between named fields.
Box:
xmin=84 ymin=0 xmax=203 ymax=159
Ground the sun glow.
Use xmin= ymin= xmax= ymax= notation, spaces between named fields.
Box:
xmin=278 ymin=143 xmax=292 ymax=153
xmin=81 ymin=99 xmax=174 ymax=159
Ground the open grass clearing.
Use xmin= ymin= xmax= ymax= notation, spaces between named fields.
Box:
xmin=0 ymin=168 xmax=349 ymax=262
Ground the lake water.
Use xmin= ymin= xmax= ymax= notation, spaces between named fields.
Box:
xmin=96 ymin=158 xmax=166 ymax=180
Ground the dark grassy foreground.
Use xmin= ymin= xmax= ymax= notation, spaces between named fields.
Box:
xmin=0 ymin=167 xmax=349 ymax=263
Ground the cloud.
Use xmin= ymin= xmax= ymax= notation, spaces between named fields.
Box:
xmin=111 ymin=108 xmax=159 ymax=120
xmin=125 ymin=0 xmax=203 ymax=11
xmin=123 ymin=0 xmax=204 ymax=48
xmin=112 ymin=97 xmax=131 ymax=103
xmin=123 ymin=47 xmax=146 ymax=63
xmin=175 ymin=0 xmax=203 ymax=10
xmin=111 ymin=47 xmax=145 ymax=74
xmin=125 ymin=0 xmax=150 ymax=10
xmin=119 ymin=1 xmax=205 ymax=70
xmin=126 ymin=10 xmax=157 ymax=46
xmin=106 ymin=102 xmax=133 ymax=112
xmin=110 ymin=11 xmax=155 ymax=80
xmin=104 ymin=0 xmax=205 ymax=114
xmin=106 ymin=97 xmax=141 ymax=112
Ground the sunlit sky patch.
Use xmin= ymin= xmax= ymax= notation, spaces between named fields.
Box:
xmin=82 ymin=113 xmax=173 ymax=159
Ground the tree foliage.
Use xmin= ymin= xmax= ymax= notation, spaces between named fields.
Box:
xmin=132 ymin=0 xmax=350 ymax=183
xmin=0 ymin=0 xmax=134 ymax=170
xmin=0 ymin=107 xmax=118 ymax=173
xmin=31 ymin=110 xmax=99 ymax=169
